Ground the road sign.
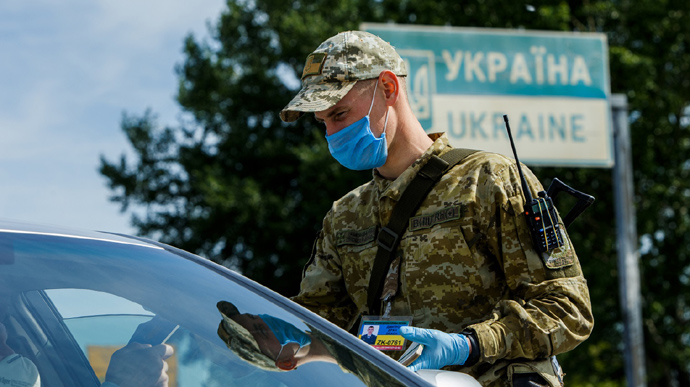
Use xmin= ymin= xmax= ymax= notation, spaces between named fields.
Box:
xmin=362 ymin=23 xmax=613 ymax=167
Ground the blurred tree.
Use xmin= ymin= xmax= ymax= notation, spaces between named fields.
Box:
xmin=100 ymin=0 xmax=690 ymax=385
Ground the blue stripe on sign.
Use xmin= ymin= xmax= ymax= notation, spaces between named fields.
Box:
xmin=369 ymin=27 xmax=609 ymax=99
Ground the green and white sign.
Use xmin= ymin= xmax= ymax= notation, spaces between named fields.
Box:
xmin=362 ymin=23 xmax=613 ymax=167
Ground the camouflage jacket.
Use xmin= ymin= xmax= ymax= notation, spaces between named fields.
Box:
xmin=292 ymin=133 xmax=593 ymax=386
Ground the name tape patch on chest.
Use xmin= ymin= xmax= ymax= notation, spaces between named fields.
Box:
xmin=336 ymin=226 xmax=377 ymax=247
xmin=409 ymin=206 xmax=461 ymax=231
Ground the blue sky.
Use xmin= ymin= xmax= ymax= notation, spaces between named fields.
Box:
xmin=0 ymin=1 xmax=226 ymax=234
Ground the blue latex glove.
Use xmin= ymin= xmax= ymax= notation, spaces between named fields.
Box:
xmin=399 ymin=326 xmax=471 ymax=372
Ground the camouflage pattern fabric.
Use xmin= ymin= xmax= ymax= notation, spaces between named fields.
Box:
xmin=291 ymin=133 xmax=593 ymax=386
xmin=280 ymin=30 xmax=407 ymax=122
xmin=216 ymin=301 xmax=281 ymax=372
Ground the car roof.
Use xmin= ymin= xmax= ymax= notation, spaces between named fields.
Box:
xmin=0 ymin=218 xmax=157 ymax=247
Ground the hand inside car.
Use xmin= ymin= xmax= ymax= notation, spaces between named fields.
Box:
xmin=105 ymin=342 xmax=174 ymax=387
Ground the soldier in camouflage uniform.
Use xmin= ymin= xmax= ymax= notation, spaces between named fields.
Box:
xmin=280 ymin=30 xmax=593 ymax=387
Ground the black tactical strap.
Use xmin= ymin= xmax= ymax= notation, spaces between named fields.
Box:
xmin=367 ymin=148 xmax=478 ymax=315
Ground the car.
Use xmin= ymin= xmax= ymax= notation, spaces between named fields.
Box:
xmin=0 ymin=218 xmax=480 ymax=387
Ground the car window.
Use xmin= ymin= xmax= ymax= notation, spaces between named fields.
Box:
xmin=0 ymin=230 xmax=419 ymax=387
xmin=45 ymin=289 xmax=160 ymax=382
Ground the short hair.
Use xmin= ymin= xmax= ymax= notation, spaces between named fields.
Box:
xmin=354 ymin=76 xmax=408 ymax=101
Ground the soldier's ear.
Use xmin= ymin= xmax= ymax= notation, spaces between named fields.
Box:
xmin=378 ymin=70 xmax=400 ymax=106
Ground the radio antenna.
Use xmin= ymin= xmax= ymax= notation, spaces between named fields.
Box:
xmin=503 ymin=115 xmax=533 ymax=203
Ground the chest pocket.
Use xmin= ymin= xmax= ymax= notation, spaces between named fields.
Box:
xmin=335 ymin=227 xmax=379 ymax=312
xmin=400 ymin=217 xmax=502 ymax=329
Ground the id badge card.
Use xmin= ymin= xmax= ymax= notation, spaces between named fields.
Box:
xmin=357 ymin=316 xmax=412 ymax=351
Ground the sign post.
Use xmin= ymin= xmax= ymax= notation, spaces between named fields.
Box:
xmin=611 ymin=94 xmax=646 ymax=387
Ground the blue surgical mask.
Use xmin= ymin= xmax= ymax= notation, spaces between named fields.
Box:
xmin=325 ymin=81 xmax=389 ymax=170
xmin=258 ymin=314 xmax=312 ymax=349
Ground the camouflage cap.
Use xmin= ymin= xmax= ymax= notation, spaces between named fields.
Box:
xmin=216 ymin=301 xmax=281 ymax=372
xmin=280 ymin=30 xmax=407 ymax=122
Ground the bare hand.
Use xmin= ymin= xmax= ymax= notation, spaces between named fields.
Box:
xmin=105 ymin=343 xmax=174 ymax=387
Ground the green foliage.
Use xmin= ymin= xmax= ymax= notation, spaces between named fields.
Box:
xmin=100 ymin=1 xmax=373 ymax=297
xmin=100 ymin=0 xmax=690 ymax=385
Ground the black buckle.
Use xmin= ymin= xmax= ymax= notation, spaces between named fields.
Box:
xmin=377 ymin=227 xmax=398 ymax=252
xmin=418 ymin=156 xmax=449 ymax=180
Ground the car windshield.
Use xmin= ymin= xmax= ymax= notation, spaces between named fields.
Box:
xmin=0 ymin=228 xmax=419 ymax=387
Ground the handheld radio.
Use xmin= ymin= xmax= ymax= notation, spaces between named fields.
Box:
xmin=503 ymin=115 xmax=595 ymax=254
